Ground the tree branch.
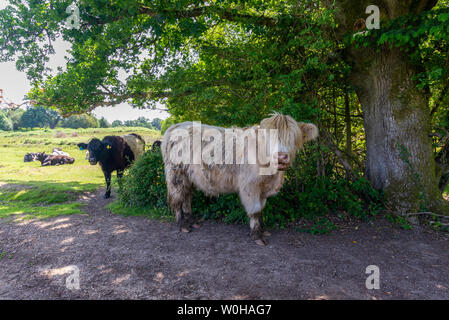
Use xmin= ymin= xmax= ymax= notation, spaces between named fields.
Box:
xmin=320 ymin=130 xmax=358 ymax=181
xmin=83 ymin=5 xmax=278 ymax=28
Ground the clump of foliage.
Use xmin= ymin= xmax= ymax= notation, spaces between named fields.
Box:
xmin=111 ymin=120 xmax=122 ymax=127
xmin=98 ymin=117 xmax=111 ymax=128
xmin=2 ymin=109 xmax=24 ymax=130
xmin=19 ymin=106 xmax=61 ymax=129
xmin=58 ymin=114 xmax=99 ymax=129
xmin=0 ymin=111 xmax=13 ymax=131
xmin=111 ymin=117 xmax=162 ymax=130
xmin=117 ymin=150 xmax=167 ymax=209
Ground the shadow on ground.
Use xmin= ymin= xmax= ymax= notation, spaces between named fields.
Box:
xmin=0 ymin=188 xmax=448 ymax=299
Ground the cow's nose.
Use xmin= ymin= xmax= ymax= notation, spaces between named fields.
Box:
xmin=278 ymin=153 xmax=289 ymax=161
xmin=277 ymin=152 xmax=289 ymax=163
xmin=276 ymin=152 xmax=290 ymax=171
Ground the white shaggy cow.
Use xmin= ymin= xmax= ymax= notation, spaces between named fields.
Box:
xmin=162 ymin=113 xmax=318 ymax=245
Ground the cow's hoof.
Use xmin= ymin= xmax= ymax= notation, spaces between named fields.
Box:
xmin=103 ymin=194 xmax=110 ymax=199
xmin=181 ymin=227 xmax=191 ymax=233
xmin=192 ymin=223 xmax=201 ymax=229
xmin=255 ymin=238 xmax=267 ymax=246
xmin=263 ymin=231 xmax=271 ymax=237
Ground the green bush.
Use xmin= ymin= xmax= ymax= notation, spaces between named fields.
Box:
xmin=0 ymin=111 xmax=13 ymax=131
xmin=117 ymin=150 xmax=167 ymax=209
xmin=111 ymin=120 xmax=123 ymax=127
xmin=115 ymin=146 xmax=383 ymax=232
xmin=98 ymin=117 xmax=111 ymax=128
xmin=3 ymin=109 xmax=24 ymax=130
xmin=58 ymin=114 xmax=99 ymax=129
xmin=19 ymin=106 xmax=60 ymax=129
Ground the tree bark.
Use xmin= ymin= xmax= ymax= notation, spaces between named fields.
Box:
xmin=349 ymin=47 xmax=449 ymax=214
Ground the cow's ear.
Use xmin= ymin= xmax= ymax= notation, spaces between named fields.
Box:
xmin=77 ymin=143 xmax=88 ymax=150
xmin=299 ymin=122 xmax=319 ymax=143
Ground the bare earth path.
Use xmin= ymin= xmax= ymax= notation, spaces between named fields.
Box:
xmin=0 ymin=188 xmax=448 ymax=300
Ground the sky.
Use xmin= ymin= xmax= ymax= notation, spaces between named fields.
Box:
xmin=0 ymin=0 xmax=169 ymax=122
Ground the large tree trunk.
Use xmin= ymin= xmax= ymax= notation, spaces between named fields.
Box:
xmin=350 ymin=48 xmax=449 ymax=214
xmin=328 ymin=0 xmax=447 ymax=214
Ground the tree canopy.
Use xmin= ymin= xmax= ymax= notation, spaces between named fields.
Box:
xmin=0 ymin=1 xmax=446 ymax=121
xmin=18 ymin=105 xmax=61 ymax=128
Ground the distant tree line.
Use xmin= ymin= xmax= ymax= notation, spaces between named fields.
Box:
xmin=0 ymin=106 xmax=163 ymax=131
xmin=111 ymin=117 xmax=162 ymax=130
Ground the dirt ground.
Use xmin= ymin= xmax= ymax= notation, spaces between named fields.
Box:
xmin=0 ymin=188 xmax=448 ymax=300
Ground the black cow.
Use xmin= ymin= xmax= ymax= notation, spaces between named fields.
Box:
xmin=24 ymin=149 xmax=72 ymax=162
xmin=151 ymin=140 xmax=162 ymax=152
xmin=24 ymin=152 xmax=39 ymax=162
xmin=77 ymin=134 xmax=145 ymax=198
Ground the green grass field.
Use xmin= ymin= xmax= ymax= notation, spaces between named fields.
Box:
xmin=0 ymin=127 xmax=161 ymax=221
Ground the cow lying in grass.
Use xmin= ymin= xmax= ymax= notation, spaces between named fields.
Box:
xmin=77 ymin=134 xmax=145 ymax=198
xmin=34 ymin=152 xmax=75 ymax=166
xmin=162 ymin=113 xmax=318 ymax=245
xmin=24 ymin=148 xmax=72 ymax=162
